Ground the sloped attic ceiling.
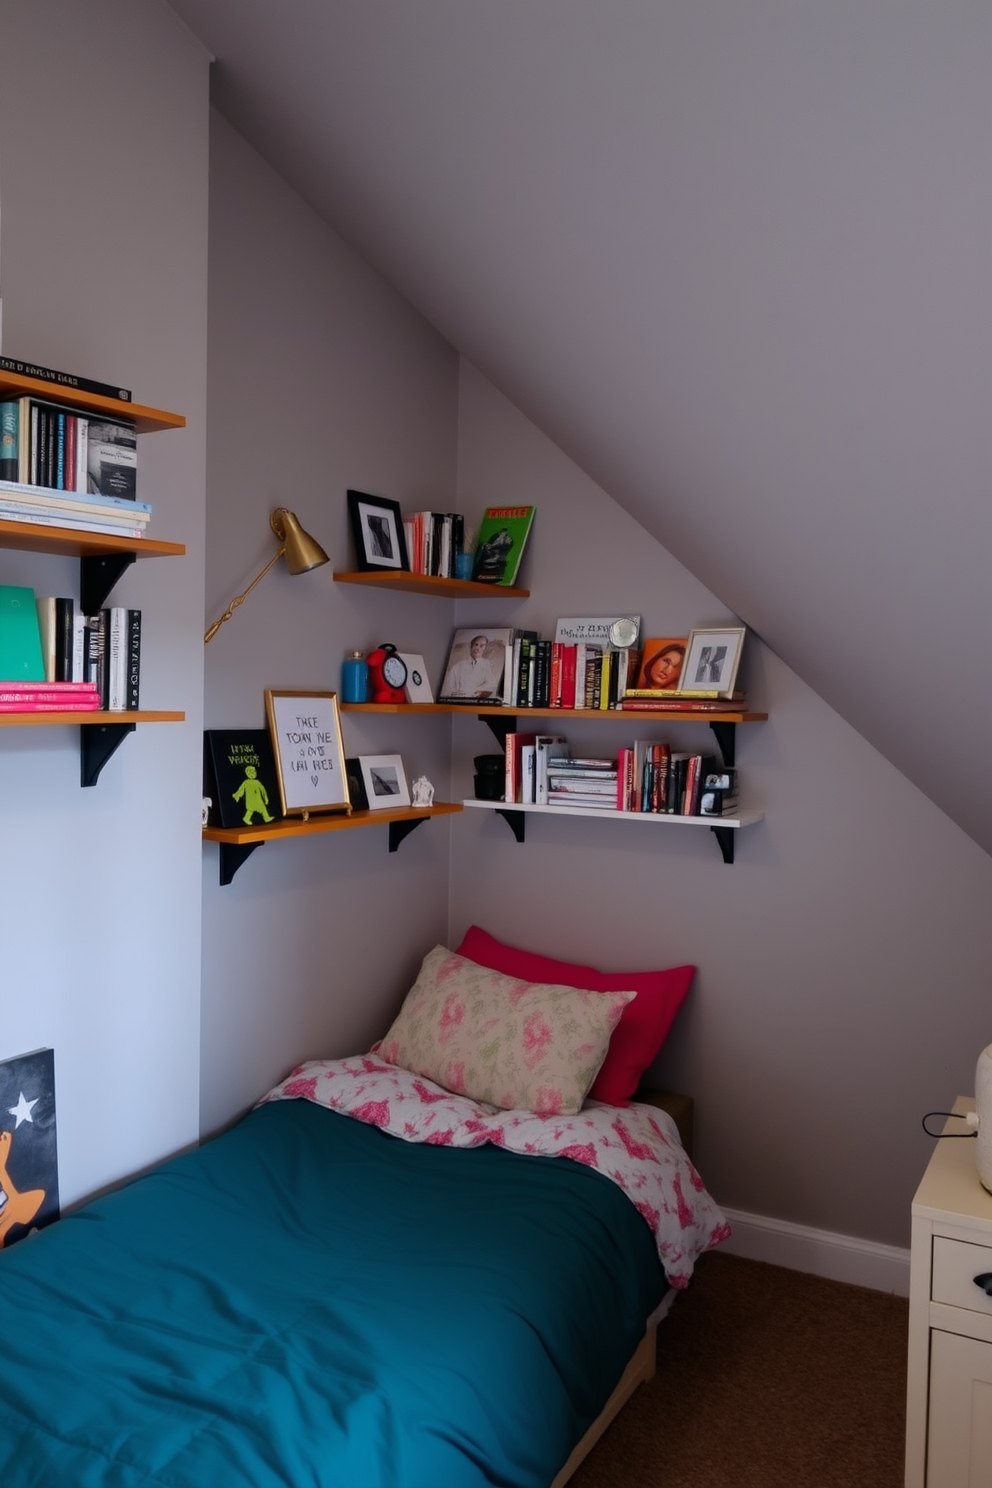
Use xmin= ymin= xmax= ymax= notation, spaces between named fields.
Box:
xmin=168 ymin=0 xmax=992 ymax=854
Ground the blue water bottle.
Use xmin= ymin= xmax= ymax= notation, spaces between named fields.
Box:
xmin=341 ymin=650 xmax=369 ymax=703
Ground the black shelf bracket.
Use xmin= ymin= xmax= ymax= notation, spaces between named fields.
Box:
xmin=218 ymin=841 xmax=264 ymax=886
xmin=80 ymin=552 xmax=136 ymax=614
xmin=496 ymin=808 xmax=526 ymax=843
xmin=388 ymin=816 xmax=429 ymax=852
xmin=480 ymin=714 xmax=517 ymax=749
xmin=80 ymin=720 xmax=136 ymax=787
xmin=709 ymin=825 xmax=736 ymax=865
xmin=709 ymin=720 xmax=737 ymax=767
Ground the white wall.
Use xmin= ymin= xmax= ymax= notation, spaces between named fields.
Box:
xmin=199 ymin=114 xmax=460 ymax=1135
xmin=449 ymin=361 xmax=992 ymax=1252
xmin=0 ymin=0 xmax=209 ymax=1202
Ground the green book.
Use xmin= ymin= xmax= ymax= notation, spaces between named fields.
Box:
xmin=0 ymin=584 xmax=46 ymax=681
xmin=471 ymin=505 xmax=535 ymax=586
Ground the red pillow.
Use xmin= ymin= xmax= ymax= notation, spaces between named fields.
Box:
xmin=454 ymin=925 xmax=694 ymax=1106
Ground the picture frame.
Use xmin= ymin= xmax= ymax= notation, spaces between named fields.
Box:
xmin=438 ymin=626 xmax=512 ymax=703
xmin=397 ymin=652 xmax=434 ymax=704
xmin=680 ymin=627 xmax=747 ymax=698
xmin=346 ymin=489 xmax=409 ymax=572
xmin=263 ymin=690 xmax=351 ymax=817
xmin=359 ymin=753 xmax=411 ymax=811
xmin=632 ymin=637 xmax=689 ymax=693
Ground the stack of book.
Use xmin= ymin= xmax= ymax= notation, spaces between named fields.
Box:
xmin=617 ymin=742 xmax=723 ymax=815
xmin=0 ymin=478 xmax=150 ymax=539
xmin=503 ymin=633 xmax=640 ymax=710
xmin=403 ymin=511 xmax=465 ymax=579
xmin=620 ymin=690 xmax=746 ymax=713
xmin=0 ymin=370 xmax=147 ymax=538
xmin=499 ymin=733 xmax=741 ymax=817
xmin=546 ymin=757 xmax=619 ymax=809
xmin=0 ymin=680 xmax=101 ymax=713
xmin=34 ymin=595 xmax=141 ymax=710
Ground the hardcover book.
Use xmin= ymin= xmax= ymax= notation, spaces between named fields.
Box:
xmin=86 ymin=418 xmax=138 ymax=499
xmin=470 ymin=505 xmax=535 ymax=586
xmin=0 ymin=584 xmax=45 ymax=682
xmin=0 ymin=354 xmax=131 ymax=402
xmin=204 ymin=729 xmax=282 ymax=829
xmin=0 ymin=1047 xmax=60 ymax=1248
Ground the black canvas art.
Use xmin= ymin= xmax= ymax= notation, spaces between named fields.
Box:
xmin=0 ymin=1048 xmax=59 ymax=1249
xmin=204 ymin=729 xmax=283 ymax=829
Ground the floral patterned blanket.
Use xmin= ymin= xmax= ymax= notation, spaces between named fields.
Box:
xmin=261 ymin=1056 xmax=731 ymax=1288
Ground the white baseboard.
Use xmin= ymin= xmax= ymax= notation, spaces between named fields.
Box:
xmin=718 ymin=1207 xmax=911 ymax=1297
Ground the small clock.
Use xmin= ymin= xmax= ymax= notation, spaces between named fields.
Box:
xmin=366 ymin=643 xmax=408 ymax=703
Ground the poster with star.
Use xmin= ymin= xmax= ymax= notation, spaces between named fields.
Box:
xmin=0 ymin=1047 xmax=59 ymax=1248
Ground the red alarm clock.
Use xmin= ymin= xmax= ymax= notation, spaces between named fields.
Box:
xmin=366 ymin=643 xmax=408 ymax=703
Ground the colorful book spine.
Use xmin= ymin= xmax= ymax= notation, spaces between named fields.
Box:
xmin=125 ymin=609 xmax=141 ymax=710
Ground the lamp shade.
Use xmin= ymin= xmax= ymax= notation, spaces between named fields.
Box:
xmin=272 ymin=508 xmax=329 ymax=575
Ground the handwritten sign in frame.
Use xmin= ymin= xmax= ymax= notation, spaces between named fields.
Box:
xmin=263 ymin=690 xmax=352 ymax=818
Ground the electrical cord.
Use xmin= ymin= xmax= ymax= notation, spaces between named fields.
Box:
xmin=922 ymin=1110 xmax=977 ymax=1138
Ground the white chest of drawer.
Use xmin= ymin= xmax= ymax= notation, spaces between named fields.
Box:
xmin=906 ymin=1097 xmax=992 ymax=1487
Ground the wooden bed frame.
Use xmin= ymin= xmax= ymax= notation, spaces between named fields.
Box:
xmin=553 ymin=1089 xmax=694 ymax=1487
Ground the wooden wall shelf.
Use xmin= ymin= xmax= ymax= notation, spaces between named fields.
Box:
xmin=0 ymin=370 xmax=186 ymax=433
xmin=203 ymin=802 xmax=464 ymax=884
xmin=333 ymin=570 xmax=528 ymax=599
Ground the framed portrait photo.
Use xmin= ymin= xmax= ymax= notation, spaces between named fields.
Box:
xmin=359 ymin=753 xmax=411 ymax=811
xmin=264 ymin=690 xmax=351 ymax=817
xmin=680 ymin=627 xmax=747 ymax=698
xmin=346 ymin=489 xmax=409 ymax=572
xmin=438 ymin=626 xmax=511 ymax=703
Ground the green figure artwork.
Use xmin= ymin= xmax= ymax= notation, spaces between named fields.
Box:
xmin=232 ymin=764 xmax=274 ymax=825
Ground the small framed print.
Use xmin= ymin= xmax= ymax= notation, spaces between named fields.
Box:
xmin=398 ymin=652 xmax=434 ymax=704
xmin=680 ymin=628 xmax=747 ymax=698
xmin=359 ymin=753 xmax=411 ymax=811
xmin=347 ymin=489 xmax=409 ymax=572
xmin=264 ymin=690 xmax=351 ymax=817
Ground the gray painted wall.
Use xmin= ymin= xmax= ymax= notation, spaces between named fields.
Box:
xmin=0 ymin=0 xmax=209 ymax=1204
xmin=199 ymin=114 xmax=460 ymax=1135
xmin=450 ymin=362 xmax=992 ymax=1250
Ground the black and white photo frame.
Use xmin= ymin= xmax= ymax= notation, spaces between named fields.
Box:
xmin=347 ymin=489 xmax=409 ymax=572
xmin=359 ymin=753 xmax=411 ymax=811
xmin=680 ymin=627 xmax=746 ymax=698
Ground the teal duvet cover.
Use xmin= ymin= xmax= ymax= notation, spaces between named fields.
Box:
xmin=0 ymin=1098 xmax=665 ymax=1488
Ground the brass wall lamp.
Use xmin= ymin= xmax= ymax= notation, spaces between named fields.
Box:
xmin=204 ymin=508 xmax=329 ymax=644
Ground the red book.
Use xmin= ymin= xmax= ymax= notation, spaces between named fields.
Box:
xmin=559 ymin=644 xmax=577 ymax=709
xmin=549 ymin=642 xmax=563 ymax=707
xmin=0 ymin=698 xmax=102 ymax=712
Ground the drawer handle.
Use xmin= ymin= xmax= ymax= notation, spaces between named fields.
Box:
xmin=975 ymin=1273 xmax=992 ymax=1297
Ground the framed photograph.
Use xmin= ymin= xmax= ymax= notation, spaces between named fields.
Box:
xmin=264 ymin=690 xmax=351 ymax=817
xmin=346 ymin=489 xmax=409 ymax=572
xmin=680 ymin=627 xmax=747 ymax=698
xmin=359 ymin=753 xmax=411 ymax=811
xmin=438 ymin=626 xmax=512 ymax=703
xmin=632 ymin=637 xmax=689 ymax=693
xmin=398 ymin=652 xmax=434 ymax=704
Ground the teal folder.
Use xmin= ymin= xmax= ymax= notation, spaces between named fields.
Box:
xmin=0 ymin=585 xmax=46 ymax=681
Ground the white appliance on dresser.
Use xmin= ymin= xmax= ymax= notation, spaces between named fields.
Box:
xmin=906 ymin=1094 xmax=992 ymax=1487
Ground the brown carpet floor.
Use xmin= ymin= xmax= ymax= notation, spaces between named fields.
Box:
xmin=569 ymin=1252 xmax=909 ymax=1488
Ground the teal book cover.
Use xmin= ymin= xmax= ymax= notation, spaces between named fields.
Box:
xmin=0 ymin=584 xmax=45 ymax=681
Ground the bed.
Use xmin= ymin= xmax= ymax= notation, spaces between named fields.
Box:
xmin=0 ymin=939 xmax=730 ymax=1487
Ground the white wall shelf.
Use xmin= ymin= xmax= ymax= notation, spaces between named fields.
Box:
xmin=462 ymin=797 xmax=763 ymax=863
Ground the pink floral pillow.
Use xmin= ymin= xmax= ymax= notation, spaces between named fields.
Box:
xmin=373 ymin=946 xmax=635 ymax=1116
